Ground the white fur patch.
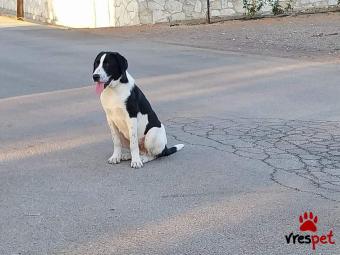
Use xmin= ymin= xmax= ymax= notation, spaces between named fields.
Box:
xmin=93 ymin=54 xmax=110 ymax=83
xmin=175 ymin=144 xmax=184 ymax=151
xmin=137 ymin=112 xmax=149 ymax=139
xmin=144 ymin=124 xmax=167 ymax=155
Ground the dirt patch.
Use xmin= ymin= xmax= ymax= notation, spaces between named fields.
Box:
xmin=82 ymin=12 xmax=340 ymax=59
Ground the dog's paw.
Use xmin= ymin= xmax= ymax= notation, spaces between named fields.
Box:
xmin=140 ymin=155 xmax=148 ymax=163
xmin=140 ymin=155 xmax=155 ymax=163
xmin=121 ymin=153 xmax=131 ymax=161
xmin=108 ymin=153 xmax=121 ymax=164
xmin=131 ymin=158 xmax=143 ymax=168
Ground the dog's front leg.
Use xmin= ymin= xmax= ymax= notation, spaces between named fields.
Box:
xmin=107 ymin=118 xmax=122 ymax=164
xmin=128 ymin=117 xmax=143 ymax=168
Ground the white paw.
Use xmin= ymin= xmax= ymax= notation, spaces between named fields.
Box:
xmin=121 ymin=153 xmax=131 ymax=161
xmin=131 ymin=158 xmax=143 ymax=168
xmin=140 ymin=155 xmax=154 ymax=163
xmin=108 ymin=153 xmax=121 ymax=164
xmin=140 ymin=155 xmax=148 ymax=163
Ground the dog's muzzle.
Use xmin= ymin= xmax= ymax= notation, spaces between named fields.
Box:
xmin=93 ymin=74 xmax=100 ymax=82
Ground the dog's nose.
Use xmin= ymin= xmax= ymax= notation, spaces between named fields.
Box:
xmin=93 ymin=74 xmax=100 ymax=82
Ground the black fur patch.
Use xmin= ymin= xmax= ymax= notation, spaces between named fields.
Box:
xmin=125 ymin=85 xmax=161 ymax=134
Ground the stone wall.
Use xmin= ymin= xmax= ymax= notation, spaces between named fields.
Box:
xmin=294 ymin=0 xmax=338 ymax=10
xmin=0 ymin=0 xmax=53 ymax=21
xmin=107 ymin=0 xmax=340 ymax=25
xmin=138 ymin=0 xmax=207 ymax=23
xmin=114 ymin=0 xmax=140 ymax=26
xmin=0 ymin=0 xmax=339 ymax=27
xmin=134 ymin=0 xmax=338 ymax=24
xmin=111 ymin=0 xmax=208 ymax=26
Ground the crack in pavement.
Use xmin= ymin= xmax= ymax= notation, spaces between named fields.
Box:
xmin=166 ymin=117 xmax=340 ymax=202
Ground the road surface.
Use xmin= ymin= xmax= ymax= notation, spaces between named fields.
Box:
xmin=0 ymin=15 xmax=339 ymax=255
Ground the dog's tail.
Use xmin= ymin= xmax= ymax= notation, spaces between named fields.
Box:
xmin=158 ymin=144 xmax=184 ymax=157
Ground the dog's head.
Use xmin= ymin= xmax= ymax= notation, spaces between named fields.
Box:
xmin=92 ymin=52 xmax=128 ymax=88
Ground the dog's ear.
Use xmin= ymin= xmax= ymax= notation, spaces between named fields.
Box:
xmin=115 ymin=53 xmax=128 ymax=83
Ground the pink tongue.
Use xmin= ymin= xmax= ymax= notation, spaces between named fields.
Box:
xmin=95 ymin=82 xmax=105 ymax=95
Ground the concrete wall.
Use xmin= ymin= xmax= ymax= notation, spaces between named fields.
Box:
xmin=0 ymin=0 xmax=339 ymax=27
xmin=0 ymin=0 xmax=16 ymax=12
xmin=0 ymin=0 xmax=116 ymax=27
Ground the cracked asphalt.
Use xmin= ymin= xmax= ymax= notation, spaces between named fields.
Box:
xmin=1 ymin=15 xmax=340 ymax=255
xmin=168 ymin=117 xmax=340 ymax=202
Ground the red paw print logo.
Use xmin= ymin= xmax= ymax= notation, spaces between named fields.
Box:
xmin=299 ymin=211 xmax=318 ymax=232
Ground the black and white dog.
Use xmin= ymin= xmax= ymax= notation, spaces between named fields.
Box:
xmin=92 ymin=51 xmax=184 ymax=168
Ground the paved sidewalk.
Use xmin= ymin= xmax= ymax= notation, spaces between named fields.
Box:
xmin=0 ymin=16 xmax=39 ymax=27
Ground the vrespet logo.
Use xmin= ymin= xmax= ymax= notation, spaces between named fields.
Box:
xmin=285 ymin=211 xmax=335 ymax=250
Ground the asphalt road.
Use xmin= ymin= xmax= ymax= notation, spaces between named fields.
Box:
xmin=0 ymin=16 xmax=340 ymax=255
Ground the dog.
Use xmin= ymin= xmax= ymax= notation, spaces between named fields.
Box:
xmin=92 ymin=51 xmax=184 ymax=168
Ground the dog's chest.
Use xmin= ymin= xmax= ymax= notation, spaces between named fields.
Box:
xmin=100 ymin=87 xmax=130 ymax=138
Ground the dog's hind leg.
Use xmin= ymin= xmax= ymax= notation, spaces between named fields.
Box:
xmin=144 ymin=125 xmax=167 ymax=156
xmin=144 ymin=124 xmax=184 ymax=159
